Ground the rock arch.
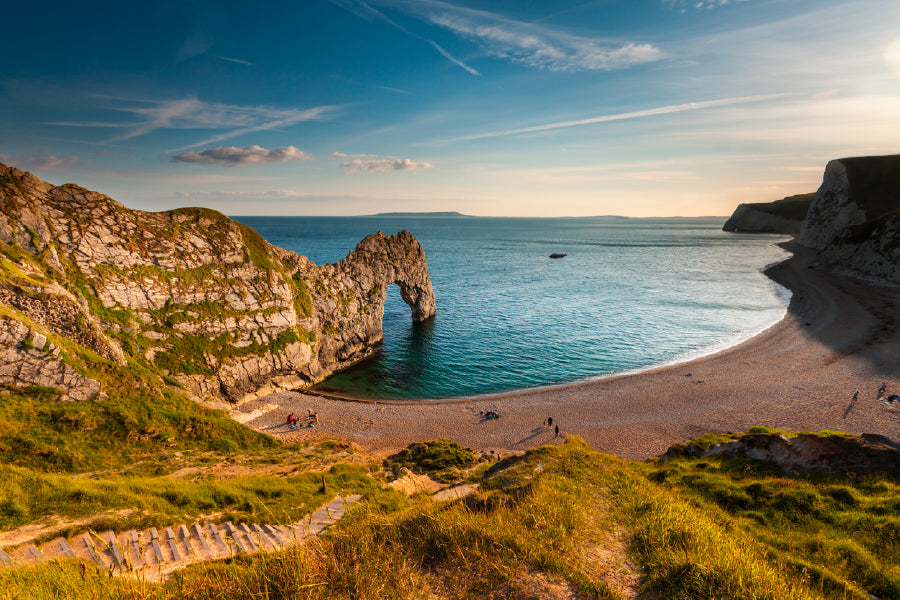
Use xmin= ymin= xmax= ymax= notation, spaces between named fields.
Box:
xmin=300 ymin=230 xmax=436 ymax=384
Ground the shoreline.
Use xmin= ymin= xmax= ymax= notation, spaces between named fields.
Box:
xmin=245 ymin=240 xmax=900 ymax=460
xmin=302 ymin=279 xmax=792 ymax=407
xmin=295 ymin=250 xmax=795 ymax=406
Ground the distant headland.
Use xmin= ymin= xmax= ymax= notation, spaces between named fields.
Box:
xmin=369 ymin=211 xmax=473 ymax=218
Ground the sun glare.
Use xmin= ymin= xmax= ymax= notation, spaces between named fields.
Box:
xmin=884 ymin=39 xmax=900 ymax=79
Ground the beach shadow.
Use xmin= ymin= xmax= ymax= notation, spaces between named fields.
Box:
xmin=261 ymin=423 xmax=298 ymax=432
xmin=513 ymin=427 xmax=551 ymax=447
xmin=842 ymin=402 xmax=856 ymax=419
xmin=769 ymin=241 xmax=900 ymax=379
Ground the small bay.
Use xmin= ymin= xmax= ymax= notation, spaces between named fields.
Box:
xmin=236 ymin=216 xmax=790 ymax=400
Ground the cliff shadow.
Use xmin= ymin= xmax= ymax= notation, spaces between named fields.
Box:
xmin=767 ymin=240 xmax=900 ymax=381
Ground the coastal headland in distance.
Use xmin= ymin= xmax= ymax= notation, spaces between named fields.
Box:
xmin=247 ymin=238 xmax=900 ymax=460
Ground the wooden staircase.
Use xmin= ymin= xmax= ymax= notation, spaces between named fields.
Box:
xmin=0 ymin=495 xmax=360 ymax=579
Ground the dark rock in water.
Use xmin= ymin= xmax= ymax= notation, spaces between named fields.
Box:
xmin=549 ymin=253 xmax=567 ymax=259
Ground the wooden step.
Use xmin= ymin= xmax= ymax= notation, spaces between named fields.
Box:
xmin=176 ymin=525 xmax=195 ymax=560
xmin=261 ymin=524 xmax=288 ymax=547
xmin=163 ymin=528 xmax=182 ymax=563
xmin=143 ymin=528 xmax=165 ymax=567
xmin=120 ymin=530 xmax=144 ymax=570
xmin=12 ymin=544 xmax=43 ymax=565
xmin=250 ymin=524 xmax=277 ymax=552
xmin=221 ymin=522 xmax=248 ymax=555
xmin=38 ymin=537 xmax=77 ymax=561
xmin=101 ymin=531 xmax=126 ymax=571
xmin=189 ymin=523 xmax=215 ymax=560
xmin=73 ymin=533 xmax=104 ymax=566
xmin=206 ymin=523 xmax=230 ymax=557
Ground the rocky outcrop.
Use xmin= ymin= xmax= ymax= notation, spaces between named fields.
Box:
xmin=663 ymin=431 xmax=900 ymax=476
xmin=725 ymin=155 xmax=899 ymax=284
xmin=798 ymin=155 xmax=900 ymax=284
xmin=722 ymin=194 xmax=813 ymax=234
xmin=0 ymin=163 xmax=435 ymax=402
xmin=0 ymin=315 xmax=103 ymax=402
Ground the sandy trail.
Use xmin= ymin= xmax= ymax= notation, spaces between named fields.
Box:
xmin=245 ymin=242 xmax=900 ymax=460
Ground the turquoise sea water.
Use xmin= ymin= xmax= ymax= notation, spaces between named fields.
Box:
xmin=236 ymin=216 xmax=791 ymax=400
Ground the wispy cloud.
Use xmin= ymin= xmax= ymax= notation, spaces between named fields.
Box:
xmin=172 ymin=145 xmax=313 ymax=167
xmin=218 ymin=56 xmax=255 ymax=66
xmin=329 ymin=0 xmax=480 ymax=75
xmin=331 ymin=151 xmax=378 ymax=159
xmin=339 ymin=155 xmax=433 ymax=173
xmin=175 ymin=189 xmax=317 ymax=201
xmin=428 ymin=40 xmax=481 ymax=75
xmin=329 ymin=74 xmax=412 ymax=95
xmin=440 ymin=93 xmax=790 ymax=143
xmin=376 ymin=0 xmax=663 ymax=72
xmin=169 ymin=104 xmax=335 ymax=152
xmin=430 ymin=13 xmax=661 ymax=71
xmin=663 ymin=0 xmax=752 ymax=13
xmin=176 ymin=31 xmax=214 ymax=62
xmin=47 ymin=97 xmax=337 ymax=150
xmin=0 ymin=154 xmax=80 ymax=171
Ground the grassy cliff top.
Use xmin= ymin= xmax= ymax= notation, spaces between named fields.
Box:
xmin=1 ymin=431 xmax=899 ymax=599
xmin=742 ymin=193 xmax=815 ymax=221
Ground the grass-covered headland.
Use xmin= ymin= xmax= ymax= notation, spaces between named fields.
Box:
xmin=1 ymin=428 xmax=899 ymax=599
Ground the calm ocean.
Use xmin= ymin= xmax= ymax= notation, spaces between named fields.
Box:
xmin=235 ymin=216 xmax=791 ymax=400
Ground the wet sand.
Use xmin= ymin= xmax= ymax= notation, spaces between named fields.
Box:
xmin=245 ymin=241 xmax=900 ymax=460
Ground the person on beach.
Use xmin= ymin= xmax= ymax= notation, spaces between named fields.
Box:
xmin=878 ymin=382 xmax=887 ymax=399
xmin=547 ymin=417 xmax=553 ymax=428
xmin=852 ymin=390 xmax=859 ymax=402
xmin=286 ymin=413 xmax=294 ymax=425
xmin=554 ymin=425 xmax=559 ymax=437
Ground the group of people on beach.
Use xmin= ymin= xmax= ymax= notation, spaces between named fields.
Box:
xmin=853 ymin=382 xmax=899 ymax=406
xmin=545 ymin=416 xmax=559 ymax=437
xmin=876 ymin=382 xmax=900 ymax=406
xmin=286 ymin=409 xmax=318 ymax=430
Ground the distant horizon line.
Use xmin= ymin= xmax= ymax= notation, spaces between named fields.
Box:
xmin=229 ymin=212 xmax=732 ymax=219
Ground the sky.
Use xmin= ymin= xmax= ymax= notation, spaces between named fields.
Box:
xmin=1 ymin=0 xmax=899 ymax=217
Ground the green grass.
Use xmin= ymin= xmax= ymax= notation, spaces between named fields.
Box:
xmin=0 ymin=437 xmax=841 ymax=600
xmin=0 ymin=460 xmax=382 ymax=542
xmin=648 ymin=453 xmax=900 ymax=599
xmin=153 ymin=328 xmax=303 ymax=376
xmin=384 ymin=438 xmax=485 ymax=483
xmin=0 ymin=375 xmax=275 ymax=474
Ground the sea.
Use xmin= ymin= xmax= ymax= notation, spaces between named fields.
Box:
xmin=235 ymin=216 xmax=791 ymax=400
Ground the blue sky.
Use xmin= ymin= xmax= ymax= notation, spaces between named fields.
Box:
xmin=1 ymin=0 xmax=898 ymax=216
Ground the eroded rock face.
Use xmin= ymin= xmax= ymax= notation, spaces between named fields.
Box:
xmin=0 ymin=315 xmax=103 ymax=402
xmin=0 ymin=163 xmax=436 ymax=402
xmin=798 ymin=156 xmax=900 ymax=284
xmin=663 ymin=432 xmax=900 ymax=476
